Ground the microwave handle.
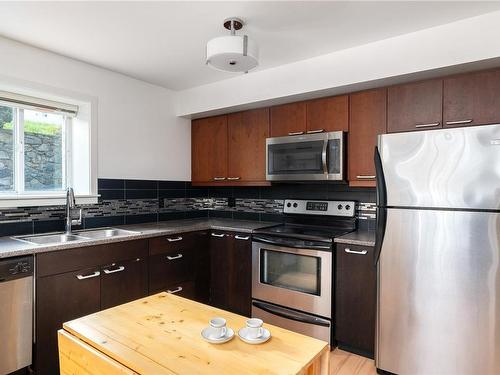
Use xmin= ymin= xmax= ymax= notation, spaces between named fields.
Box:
xmin=321 ymin=139 xmax=328 ymax=174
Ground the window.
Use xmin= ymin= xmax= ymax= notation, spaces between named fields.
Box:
xmin=0 ymin=105 xmax=69 ymax=194
xmin=0 ymin=89 xmax=97 ymax=207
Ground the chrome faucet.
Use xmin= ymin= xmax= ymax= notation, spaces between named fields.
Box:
xmin=65 ymin=187 xmax=82 ymax=234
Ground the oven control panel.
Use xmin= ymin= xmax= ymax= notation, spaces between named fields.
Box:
xmin=283 ymin=199 xmax=355 ymax=217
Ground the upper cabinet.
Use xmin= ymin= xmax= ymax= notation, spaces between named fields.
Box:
xmin=306 ymin=95 xmax=349 ymax=133
xmin=269 ymin=96 xmax=348 ymax=137
xmin=270 ymin=102 xmax=306 ymax=137
xmin=348 ymin=89 xmax=387 ymax=187
xmin=228 ymin=108 xmax=269 ymax=183
xmin=444 ymin=69 xmax=500 ymax=127
xmin=192 ymin=110 xmax=270 ymax=186
xmin=387 ymin=79 xmax=443 ymax=133
xmin=191 ymin=115 xmax=228 ymax=183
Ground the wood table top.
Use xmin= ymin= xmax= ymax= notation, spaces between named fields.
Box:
xmin=62 ymin=293 xmax=329 ymax=375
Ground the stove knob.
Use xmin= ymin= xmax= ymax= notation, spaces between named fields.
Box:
xmin=287 ymin=202 xmax=291 ymax=208
xmin=293 ymin=203 xmax=298 ymax=208
xmin=345 ymin=204 xmax=351 ymax=211
xmin=337 ymin=204 xmax=343 ymax=210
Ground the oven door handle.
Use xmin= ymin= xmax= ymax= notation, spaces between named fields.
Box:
xmin=252 ymin=300 xmax=330 ymax=327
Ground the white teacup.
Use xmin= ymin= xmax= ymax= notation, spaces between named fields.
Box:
xmin=245 ymin=318 xmax=264 ymax=339
xmin=209 ymin=317 xmax=227 ymax=339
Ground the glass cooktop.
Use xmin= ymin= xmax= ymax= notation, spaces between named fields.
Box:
xmin=254 ymin=224 xmax=353 ymax=242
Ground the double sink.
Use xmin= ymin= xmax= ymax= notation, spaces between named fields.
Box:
xmin=13 ymin=228 xmax=141 ymax=246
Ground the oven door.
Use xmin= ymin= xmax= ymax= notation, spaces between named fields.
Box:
xmin=252 ymin=300 xmax=332 ymax=344
xmin=252 ymin=241 xmax=332 ymax=318
xmin=266 ymin=131 xmax=344 ymax=181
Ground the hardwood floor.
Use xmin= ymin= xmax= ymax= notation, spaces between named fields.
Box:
xmin=330 ymin=349 xmax=377 ymax=375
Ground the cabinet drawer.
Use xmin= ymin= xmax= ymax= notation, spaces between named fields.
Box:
xmin=37 ymin=239 xmax=148 ymax=277
xmin=149 ymin=248 xmax=195 ymax=292
xmin=162 ymin=280 xmax=196 ymax=300
xmin=149 ymin=232 xmax=198 ymax=256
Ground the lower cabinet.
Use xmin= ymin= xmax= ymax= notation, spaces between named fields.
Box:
xmin=36 ymin=267 xmax=101 ymax=374
xmin=209 ymin=231 xmax=252 ymax=316
xmin=35 ymin=240 xmax=148 ymax=375
xmin=335 ymin=243 xmax=377 ymax=357
xmin=148 ymin=230 xmax=209 ymax=303
xmin=100 ymin=257 xmax=148 ymax=310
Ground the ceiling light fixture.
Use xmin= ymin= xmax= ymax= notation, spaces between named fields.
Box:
xmin=206 ymin=17 xmax=259 ymax=73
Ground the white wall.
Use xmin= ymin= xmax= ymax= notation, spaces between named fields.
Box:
xmin=176 ymin=10 xmax=500 ymax=118
xmin=0 ymin=36 xmax=191 ymax=181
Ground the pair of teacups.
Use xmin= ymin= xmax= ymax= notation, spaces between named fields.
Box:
xmin=209 ymin=317 xmax=264 ymax=341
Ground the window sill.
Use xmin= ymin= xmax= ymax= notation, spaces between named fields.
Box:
xmin=0 ymin=195 xmax=99 ymax=208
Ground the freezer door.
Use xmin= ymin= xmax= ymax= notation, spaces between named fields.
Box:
xmin=376 ymin=208 xmax=500 ymax=375
xmin=378 ymin=124 xmax=500 ymax=210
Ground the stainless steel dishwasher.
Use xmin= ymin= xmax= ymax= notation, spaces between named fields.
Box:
xmin=0 ymin=255 xmax=33 ymax=374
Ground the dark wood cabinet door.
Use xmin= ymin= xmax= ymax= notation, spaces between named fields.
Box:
xmin=191 ymin=115 xmax=228 ymax=183
xmin=348 ymin=89 xmax=387 ymax=187
xmin=444 ymin=69 xmax=500 ymax=127
xmin=36 ymin=267 xmax=101 ymax=375
xmin=270 ymin=102 xmax=307 ymax=137
xmin=388 ymin=79 xmax=443 ymax=133
xmin=100 ymin=257 xmax=148 ymax=310
xmin=228 ymin=108 xmax=270 ymax=184
xmin=306 ymin=95 xmax=349 ymax=133
xmin=227 ymin=233 xmax=252 ymax=317
xmin=209 ymin=231 xmax=232 ymax=310
xmin=335 ymin=244 xmax=376 ymax=357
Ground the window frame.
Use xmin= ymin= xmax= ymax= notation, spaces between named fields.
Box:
xmin=0 ymin=85 xmax=98 ymax=208
xmin=0 ymin=105 xmax=71 ymax=196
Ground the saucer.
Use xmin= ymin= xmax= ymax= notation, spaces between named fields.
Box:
xmin=201 ymin=326 xmax=234 ymax=344
xmin=238 ymin=327 xmax=271 ymax=344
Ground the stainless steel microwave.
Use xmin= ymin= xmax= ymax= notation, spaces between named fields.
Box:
xmin=266 ymin=131 xmax=345 ymax=181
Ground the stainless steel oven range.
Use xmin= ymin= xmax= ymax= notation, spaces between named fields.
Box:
xmin=252 ymin=199 xmax=355 ymax=344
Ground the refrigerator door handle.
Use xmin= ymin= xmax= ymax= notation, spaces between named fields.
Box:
xmin=374 ymin=146 xmax=387 ymax=265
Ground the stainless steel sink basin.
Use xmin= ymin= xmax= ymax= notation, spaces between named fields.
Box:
xmin=77 ymin=228 xmax=141 ymax=239
xmin=14 ymin=233 xmax=90 ymax=245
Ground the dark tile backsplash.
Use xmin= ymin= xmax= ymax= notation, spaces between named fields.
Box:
xmin=0 ymin=179 xmax=376 ymax=237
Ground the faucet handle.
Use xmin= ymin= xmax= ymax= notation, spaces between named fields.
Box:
xmin=71 ymin=208 xmax=83 ymax=226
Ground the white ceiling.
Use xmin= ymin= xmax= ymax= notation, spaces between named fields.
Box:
xmin=0 ymin=1 xmax=499 ymax=91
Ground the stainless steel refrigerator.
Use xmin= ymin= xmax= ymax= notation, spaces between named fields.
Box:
xmin=374 ymin=124 xmax=500 ymax=375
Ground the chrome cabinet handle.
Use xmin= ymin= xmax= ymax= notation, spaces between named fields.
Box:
xmin=213 ymin=177 xmax=226 ymax=181
xmin=76 ymin=271 xmax=100 ymax=280
xmin=166 ymin=253 xmax=183 ymax=261
xmin=166 ymin=236 xmax=183 ymax=242
xmin=227 ymin=177 xmax=241 ymax=180
xmin=211 ymin=233 xmax=225 ymax=238
xmin=445 ymin=119 xmax=473 ymax=125
xmin=306 ymin=129 xmax=324 ymax=134
xmin=356 ymin=175 xmax=376 ymax=179
xmin=103 ymin=266 xmax=125 ymax=274
xmin=167 ymin=286 xmax=183 ymax=294
xmin=288 ymin=131 xmax=304 ymax=136
xmin=345 ymin=248 xmax=368 ymax=255
xmin=415 ymin=122 xmax=440 ymax=128
xmin=235 ymin=235 xmax=250 ymax=240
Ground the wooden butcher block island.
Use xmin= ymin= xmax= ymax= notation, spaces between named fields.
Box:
xmin=58 ymin=293 xmax=330 ymax=375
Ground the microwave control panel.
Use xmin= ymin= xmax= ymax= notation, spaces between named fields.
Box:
xmin=283 ymin=199 xmax=355 ymax=217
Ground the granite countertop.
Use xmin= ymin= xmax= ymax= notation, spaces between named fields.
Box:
xmin=334 ymin=230 xmax=376 ymax=247
xmin=0 ymin=218 xmax=277 ymax=259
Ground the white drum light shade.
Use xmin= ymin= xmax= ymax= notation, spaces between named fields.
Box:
xmin=206 ymin=35 xmax=259 ymax=72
